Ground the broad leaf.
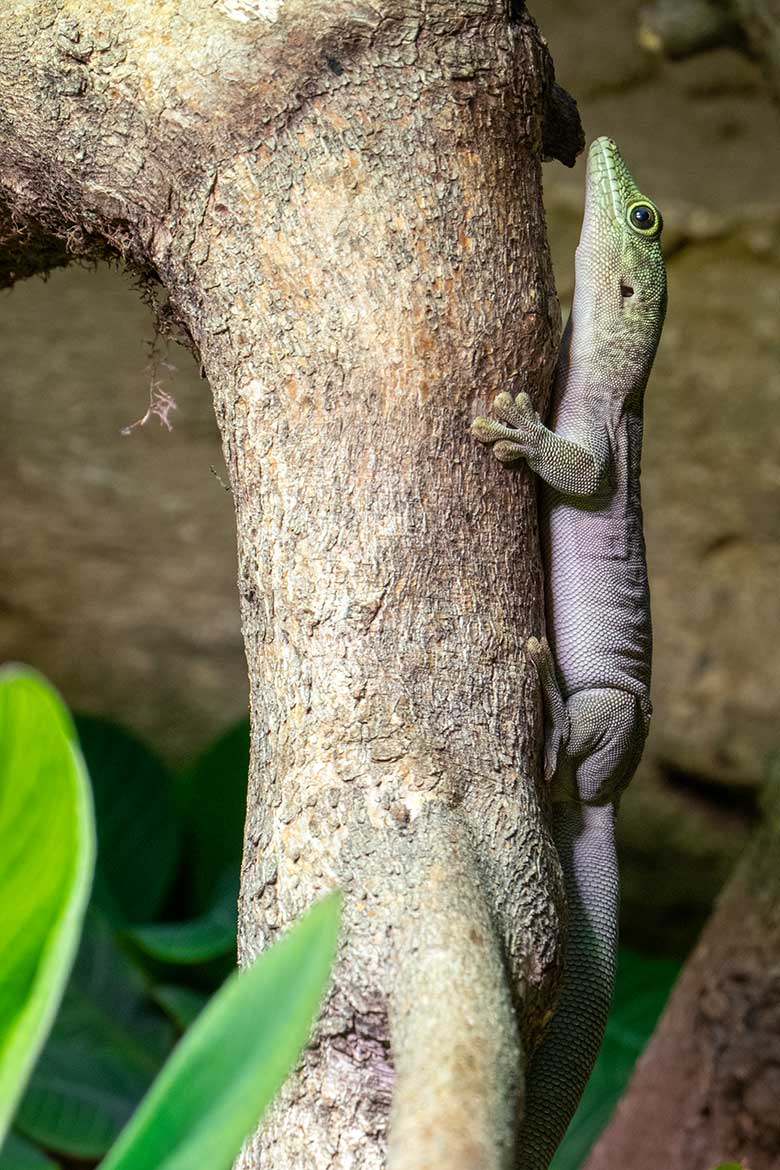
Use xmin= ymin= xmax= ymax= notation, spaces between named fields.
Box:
xmin=126 ymin=909 xmax=236 ymax=966
xmin=0 ymin=1132 xmax=57 ymax=1170
xmin=151 ymin=986 xmax=209 ymax=1032
xmin=100 ymin=894 xmax=340 ymax=1170
xmin=124 ymin=872 xmax=238 ymax=965
xmin=0 ymin=667 xmax=95 ymax=1144
xmin=15 ymin=915 xmax=172 ymax=1159
xmin=175 ymin=718 xmax=249 ymax=911
xmin=74 ymin=715 xmax=180 ymax=924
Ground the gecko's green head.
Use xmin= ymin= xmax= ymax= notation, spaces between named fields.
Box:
xmin=575 ymin=137 xmax=667 ymax=349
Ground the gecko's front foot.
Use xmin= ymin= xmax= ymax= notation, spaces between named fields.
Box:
xmin=471 ymin=391 xmax=539 ymax=463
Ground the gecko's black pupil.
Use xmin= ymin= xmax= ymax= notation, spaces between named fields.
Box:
xmin=631 ymin=205 xmax=654 ymax=228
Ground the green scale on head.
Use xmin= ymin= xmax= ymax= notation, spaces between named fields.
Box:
xmin=575 ymin=137 xmax=667 ymax=365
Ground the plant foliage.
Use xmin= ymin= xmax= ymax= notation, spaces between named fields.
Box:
xmin=552 ymin=949 xmax=681 ymax=1170
xmin=100 ymin=895 xmax=340 ymax=1170
xmin=1 ymin=698 xmax=339 ymax=1170
xmin=0 ymin=667 xmax=95 ymax=1145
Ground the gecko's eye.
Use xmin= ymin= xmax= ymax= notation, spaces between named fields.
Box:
xmin=627 ymin=201 xmax=662 ymax=238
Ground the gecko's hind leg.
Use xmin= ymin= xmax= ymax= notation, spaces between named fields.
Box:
xmin=520 ymin=686 xmax=647 ymax=1167
xmin=526 ymin=635 xmax=570 ymax=782
xmin=519 ymin=688 xmax=646 ymax=1170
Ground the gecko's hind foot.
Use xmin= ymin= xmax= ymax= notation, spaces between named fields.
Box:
xmin=526 ymin=634 xmax=553 ymax=670
xmin=526 ymin=635 xmax=569 ymax=782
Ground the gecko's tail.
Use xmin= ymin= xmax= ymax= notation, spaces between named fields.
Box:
xmin=518 ymin=801 xmax=619 ymax=1169
xmin=386 ymin=805 xmax=523 ymax=1170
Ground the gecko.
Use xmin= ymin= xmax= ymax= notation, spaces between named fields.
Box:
xmin=471 ymin=136 xmax=667 ymax=1168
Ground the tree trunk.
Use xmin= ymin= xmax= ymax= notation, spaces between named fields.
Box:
xmin=0 ymin=3 xmax=583 ymax=1166
xmin=584 ymin=774 xmax=780 ymax=1170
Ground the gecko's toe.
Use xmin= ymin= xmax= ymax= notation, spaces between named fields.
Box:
xmin=493 ymin=391 xmax=530 ymax=429
xmin=492 ymin=390 xmax=515 ymax=414
xmin=493 ymin=440 xmax=526 ymax=463
xmin=472 ymin=417 xmax=522 ymax=445
xmin=514 ymin=391 xmax=538 ymax=418
xmin=471 ymin=416 xmax=496 ymax=443
xmin=527 ymin=634 xmax=555 ymax=673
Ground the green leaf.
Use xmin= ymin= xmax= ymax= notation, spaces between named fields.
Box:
xmin=74 ymin=715 xmax=180 ymax=924
xmin=126 ymin=911 xmax=235 ymax=966
xmin=124 ymin=873 xmax=237 ymax=966
xmin=64 ymin=914 xmax=173 ymax=1065
xmin=0 ymin=667 xmax=95 ymax=1146
xmin=0 ymin=1132 xmax=57 ymax=1170
xmin=100 ymin=893 xmax=340 ymax=1170
xmin=552 ymin=949 xmax=680 ymax=1170
xmin=15 ymin=915 xmax=172 ymax=1159
xmin=710 ymin=1164 xmax=745 ymax=1169
xmin=151 ymin=986 xmax=209 ymax=1032
xmin=175 ymin=719 xmax=249 ymax=911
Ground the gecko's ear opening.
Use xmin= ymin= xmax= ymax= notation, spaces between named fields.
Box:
xmin=620 ymin=282 xmax=635 ymax=298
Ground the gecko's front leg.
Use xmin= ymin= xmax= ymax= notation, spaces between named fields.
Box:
xmin=472 ymin=390 xmax=610 ymax=499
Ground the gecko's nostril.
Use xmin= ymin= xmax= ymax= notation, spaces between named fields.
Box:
xmin=620 ymin=282 xmax=634 ymax=298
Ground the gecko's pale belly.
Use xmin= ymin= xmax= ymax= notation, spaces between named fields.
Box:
xmin=541 ymin=488 xmax=652 ymax=709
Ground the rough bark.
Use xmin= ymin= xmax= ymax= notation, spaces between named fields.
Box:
xmin=585 ymin=773 xmax=780 ymax=1170
xmin=0 ymin=2 xmax=583 ymax=1166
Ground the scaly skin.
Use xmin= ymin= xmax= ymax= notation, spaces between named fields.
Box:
xmin=472 ymin=137 xmax=667 ymax=1168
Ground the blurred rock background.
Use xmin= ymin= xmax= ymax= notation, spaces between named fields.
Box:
xmin=0 ymin=272 xmax=245 ymax=761
xmin=1 ymin=0 xmax=778 ymax=954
